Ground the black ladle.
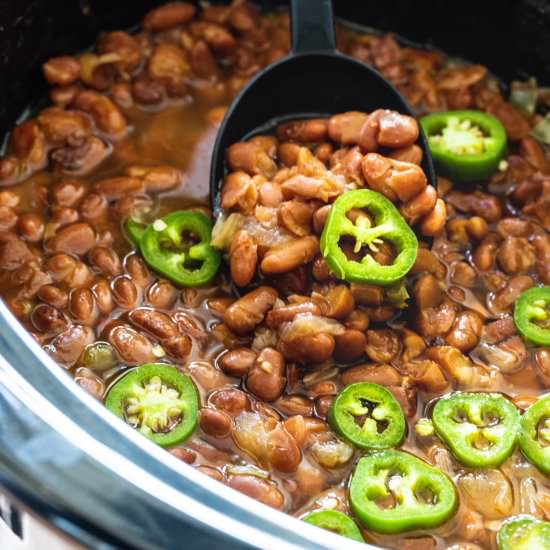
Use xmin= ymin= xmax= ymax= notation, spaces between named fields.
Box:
xmin=209 ymin=0 xmax=436 ymax=212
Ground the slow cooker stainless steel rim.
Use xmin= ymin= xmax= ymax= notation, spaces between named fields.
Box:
xmin=0 ymin=300 xmax=378 ymax=549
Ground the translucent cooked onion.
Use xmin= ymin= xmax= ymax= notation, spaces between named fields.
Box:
xmin=519 ymin=477 xmax=544 ymax=518
xmin=233 ymin=412 xmax=276 ymax=465
xmin=242 ymin=215 xmax=293 ymax=248
xmin=310 ymin=437 xmax=354 ymax=469
xmin=476 ymin=341 xmax=522 ymax=373
xmin=225 ymin=463 xmax=269 ymax=479
xmin=458 ymin=470 xmax=514 ymax=519
xmin=211 ymin=212 xmax=245 ymax=249
xmin=279 ymin=314 xmax=345 ymax=341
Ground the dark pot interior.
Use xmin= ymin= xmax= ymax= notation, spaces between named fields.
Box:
xmin=1 ymin=0 xmax=550 ymax=140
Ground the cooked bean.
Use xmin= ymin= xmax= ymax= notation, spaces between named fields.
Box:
xmin=261 ymin=236 xmax=319 ymax=275
xmin=445 ymin=311 xmax=483 ymax=352
xmin=209 ymin=388 xmax=251 ymax=416
xmin=278 ymin=142 xmax=301 ymax=167
xmin=278 ymin=200 xmax=313 ymax=237
xmin=360 ymin=109 xmax=419 ymax=150
xmin=200 ymin=408 xmax=232 ymax=437
xmin=405 ymin=360 xmax=448 ymax=393
xmin=128 ymin=308 xmax=178 ymax=340
xmin=227 ymin=475 xmax=284 ymax=509
xmin=45 ymin=222 xmax=95 ymax=256
xmin=229 ymin=229 xmax=257 ymax=287
xmin=247 ymin=348 xmax=286 ymax=402
xmin=226 ymin=143 xmax=276 ymax=178
xmin=125 ymin=254 xmax=152 ymax=288
xmin=37 ymin=284 xmax=68 ymax=309
xmin=324 ymin=285 xmax=355 ymax=320
xmin=218 ymin=348 xmax=256 ymax=377
xmin=496 ymin=236 xmax=535 ymax=274
xmin=108 ymin=324 xmax=155 ymax=365
xmin=280 ymin=332 xmax=334 ymax=364
xmin=17 ymin=213 xmax=44 ymax=242
xmin=46 ymin=253 xmax=93 ymax=288
xmin=223 ymin=286 xmax=278 ymax=335
xmin=89 ymin=246 xmax=121 ymax=276
xmin=491 ymin=275 xmax=534 ymax=312
xmin=473 ymin=233 xmax=500 ymax=271
xmin=221 ymin=171 xmax=257 ymax=213
xmin=328 ymin=111 xmax=368 ymax=145
xmin=451 ymin=261 xmax=477 ymax=287
xmin=266 ymin=302 xmax=320 ymax=329
xmin=111 ymin=276 xmax=139 ymax=309
xmin=143 ymin=2 xmax=196 ymax=32
xmin=362 ymin=153 xmax=427 ymax=202
xmin=446 ymin=190 xmax=502 ymax=223
xmin=69 ymin=288 xmax=98 ymax=326
xmin=276 ymin=118 xmax=328 ymax=143
xmin=126 ymin=164 xmax=182 ymax=193
xmin=95 ymin=177 xmax=144 ymax=199
xmin=49 ymin=324 xmax=95 ymax=365
xmin=365 ymin=329 xmax=400 ymax=363
xmin=31 ymin=304 xmax=68 ymax=335
xmin=333 ymin=329 xmax=367 ymax=362
xmin=389 ymin=144 xmax=423 ymax=165
xmin=413 ymin=273 xmax=443 ymax=309
xmin=43 ymin=56 xmax=81 ymax=86
xmin=342 ymin=363 xmax=402 ymax=387
xmin=146 ymin=280 xmax=178 ymax=309
xmin=92 ymin=278 xmax=114 ymax=315
xmin=275 ymin=395 xmax=313 ymax=417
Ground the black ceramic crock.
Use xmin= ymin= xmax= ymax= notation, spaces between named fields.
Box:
xmin=0 ymin=1 xmax=549 ymax=548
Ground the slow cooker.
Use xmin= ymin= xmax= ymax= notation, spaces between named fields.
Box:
xmin=1 ymin=1 xmax=549 ymax=548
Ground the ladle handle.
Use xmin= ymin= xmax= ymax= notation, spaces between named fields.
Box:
xmin=291 ymin=0 xmax=336 ymax=54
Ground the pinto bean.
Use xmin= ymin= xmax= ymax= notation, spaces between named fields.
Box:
xmin=519 ymin=136 xmax=550 ymax=174
xmin=275 ymin=395 xmax=313 ymax=417
xmin=487 ymin=100 xmax=530 ymax=141
xmin=278 ymin=200 xmax=313 ymax=237
xmin=31 ymin=304 xmax=68 ymax=335
xmin=415 ymin=300 xmax=459 ymax=340
xmin=200 ymin=408 xmax=232 ymax=437
xmin=143 ymin=2 xmax=196 ymax=32
xmin=360 ymin=109 xmax=419 ymax=151
xmin=108 ymin=324 xmax=155 ymax=365
xmin=227 ymin=475 xmax=284 ymax=509
xmin=218 ymin=348 xmax=257 ymax=377
xmin=276 ymin=118 xmax=328 ymax=143
xmin=128 ymin=308 xmax=178 ymax=340
xmin=324 ymin=285 xmax=355 ymax=320
xmin=342 ymin=363 xmax=402 ymax=387
xmin=389 ymin=144 xmax=423 ymax=165
xmin=333 ymin=329 xmax=367 ymax=363
xmin=229 ymin=229 xmax=257 ymax=287
xmin=278 ymin=142 xmax=300 ymax=167
xmin=17 ymin=213 xmax=44 ymax=242
xmin=125 ymin=254 xmax=152 ymax=288
xmin=50 ymin=179 xmax=87 ymax=208
xmin=50 ymin=206 xmax=79 ymax=227
xmin=229 ymin=140 xmax=276 ymax=175
xmin=146 ymin=280 xmax=178 ymax=309
xmin=445 ymin=310 xmax=483 ymax=352
xmin=131 ymin=77 xmax=165 ymax=105
xmin=45 ymin=253 xmax=93 ymax=288
xmin=280 ymin=173 xmax=344 ymax=202
xmin=37 ymin=284 xmax=68 ymax=309
xmin=163 ymin=334 xmax=192 ymax=359
xmin=473 ymin=233 xmax=500 ymax=271
xmin=451 ymin=261 xmax=477 ymax=287
xmin=491 ymin=275 xmax=534 ymax=312
xmin=365 ymin=329 xmax=400 ymax=363
xmin=111 ymin=276 xmax=139 ymax=310
xmin=126 ymin=164 xmax=182 ymax=194
xmin=446 ymin=190 xmax=502 ymax=223
xmin=89 ymin=246 xmax=121 ymax=276
xmin=247 ymin=348 xmax=286 ymax=402
xmin=361 ymin=153 xmax=427 ymax=202
xmin=45 ymin=223 xmax=95 ymax=256
xmin=419 ymin=198 xmax=447 ymax=236
xmin=533 ymin=234 xmax=550 ymax=284
xmin=79 ymin=192 xmax=109 ymax=222
xmin=223 ymin=286 xmax=278 ymax=335
xmin=405 ymin=360 xmax=448 ymax=393
xmin=266 ymin=302 xmax=320 ymax=329
xmin=69 ymin=288 xmax=98 ymax=326
xmin=413 ymin=273 xmax=443 ymax=309
xmin=49 ymin=324 xmax=95 ymax=365
xmin=496 ymin=236 xmax=535 ymax=275
xmin=43 ymin=56 xmax=81 ymax=86
xmin=209 ymin=388 xmax=251 ymax=416
xmin=280 ymin=332 xmax=334 ymax=364
xmin=428 ymin=346 xmax=490 ymax=388
xmin=221 ymin=171 xmax=257 ymax=213
xmin=261 ymin=236 xmax=319 ymax=275
xmin=95 ymin=177 xmax=144 ymax=199
xmin=328 ymin=111 xmax=368 ymax=145
xmin=92 ymin=278 xmax=114 ymax=315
